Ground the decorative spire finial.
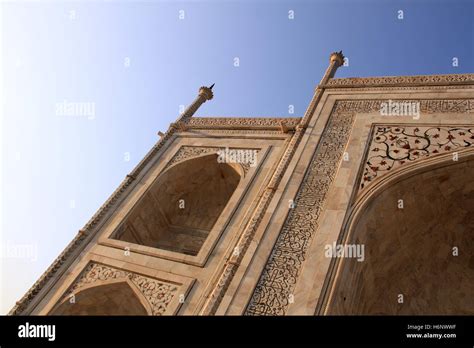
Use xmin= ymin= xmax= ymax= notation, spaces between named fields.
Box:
xmin=329 ymin=51 xmax=345 ymax=67
xmin=198 ymin=84 xmax=214 ymax=101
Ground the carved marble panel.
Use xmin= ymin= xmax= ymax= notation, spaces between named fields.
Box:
xmin=186 ymin=117 xmax=301 ymax=128
xmin=60 ymin=263 xmax=179 ymax=316
xmin=360 ymin=125 xmax=474 ymax=190
xmin=245 ymin=105 xmax=356 ymax=316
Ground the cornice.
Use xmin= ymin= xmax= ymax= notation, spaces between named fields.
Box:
xmin=185 ymin=117 xmax=302 ymax=130
xmin=324 ymin=73 xmax=474 ymax=89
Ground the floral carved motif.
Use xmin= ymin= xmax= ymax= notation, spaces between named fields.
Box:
xmin=246 ymin=99 xmax=474 ymax=316
xmin=62 ymin=263 xmax=179 ymax=316
xmin=360 ymin=126 xmax=474 ymax=190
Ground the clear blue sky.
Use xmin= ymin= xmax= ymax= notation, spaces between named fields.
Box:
xmin=1 ymin=0 xmax=473 ymax=313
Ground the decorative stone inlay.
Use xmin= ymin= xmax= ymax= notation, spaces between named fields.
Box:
xmin=360 ymin=125 xmax=474 ymax=190
xmin=186 ymin=117 xmax=301 ymax=128
xmin=246 ymin=98 xmax=474 ymax=316
xmin=326 ymin=74 xmax=474 ymax=88
xmin=164 ymin=146 xmax=260 ymax=176
xmin=323 ymin=85 xmax=474 ymax=92
xmin=332 ymin=99 xmax=474 ymax=114
xmin=194 ymin=129 xmax=285 ymax=135
xmin=62 ymin=263 xmax=179 ymax=316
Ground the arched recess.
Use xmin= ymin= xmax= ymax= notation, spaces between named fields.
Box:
xmin=322 ymin=148 xmax=474 ymax=315
xmin=114 ymin=153 xmax=242 ymax=256
xmin=50 ymin=279 xmax=152 ymax=315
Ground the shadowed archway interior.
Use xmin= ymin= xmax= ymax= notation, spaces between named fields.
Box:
xmin=113 ymin=154 xmax=241 ymax=256
xmin=327 ymin=157 xmax=474 ymax=314
xmin=51 ymin=281 xmax=149 ymax=315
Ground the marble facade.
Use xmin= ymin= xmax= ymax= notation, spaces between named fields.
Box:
xmin=10 ymin=52 xmax=474 ymax=316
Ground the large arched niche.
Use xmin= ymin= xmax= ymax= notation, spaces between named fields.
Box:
xmin=113 ymin=153 xmax=241 ymax=256
xmin=323 ymin=149 xmax=474 ymax=315
xmin=50 ymin=279 xmax=151 ymax=315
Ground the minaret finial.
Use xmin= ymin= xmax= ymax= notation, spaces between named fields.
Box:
xmin=176 ymin=84 xmax=215 ymax=122
xmin=329 ymin=51 xmax=345 ymax=67
xmin=198 ymin=85 xmax=214 ymax=101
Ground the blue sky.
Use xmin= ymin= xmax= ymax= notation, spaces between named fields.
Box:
xmin=1 ymin=0 xmax=473 ymax=314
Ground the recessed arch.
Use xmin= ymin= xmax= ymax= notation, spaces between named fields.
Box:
xmin=322 ymin=148 xmax=474 ymax=315
xmin=163 ymin=151 xmax=246 ymax=179
xmin=114 ymin=153 xmax=241 ymax=256
xmin=50 ymin=279 xmax=152 ymax=315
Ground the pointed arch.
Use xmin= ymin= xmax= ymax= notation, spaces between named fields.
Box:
xmin=162 ymin=151 xmax=246 ymax=179
xmin=321 ymin=147 xmax=474 ymax=315
xmin=114 ymin=153 xmax=242 ymax=256
xmin=50 ymin=278 xmax=152 ymax=315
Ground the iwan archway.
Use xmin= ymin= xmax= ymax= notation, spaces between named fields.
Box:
xmin=113 ymin=153 xmax=241 ymax=256
xmin=323 ymin=149 xmax=474 ymax=315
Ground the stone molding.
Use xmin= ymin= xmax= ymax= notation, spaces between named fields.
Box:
xmin=325 ymin=74 xmax=474 ymax=88
xmin=185 ymin=117 xmax=301 ymax=129
xmin=323 ymin=85 xmax=474 ymax=92
xmin=192 ymin=129 xmax=285 ymax=135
